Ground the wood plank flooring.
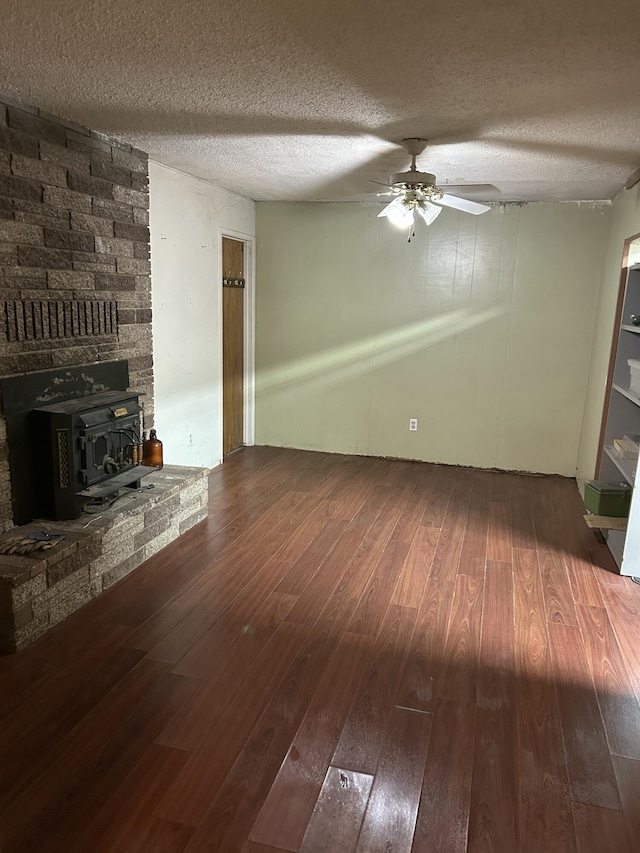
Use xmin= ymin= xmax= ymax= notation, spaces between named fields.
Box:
xmin=1 ymin=446 xmax=640 ymax=852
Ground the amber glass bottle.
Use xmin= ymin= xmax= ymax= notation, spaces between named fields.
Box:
xmin=143 ymin=429 xmax=163 ymax=468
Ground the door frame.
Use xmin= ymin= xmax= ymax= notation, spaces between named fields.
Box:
xmin=218 ymin=228 xmax=256 ymax=462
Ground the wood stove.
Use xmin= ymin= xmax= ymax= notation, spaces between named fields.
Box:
xmin=1 ymin=361 xmax=155 ymax=523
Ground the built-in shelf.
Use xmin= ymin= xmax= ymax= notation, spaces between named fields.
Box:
xmin=584 ymin=513 xmax=628 ymax=531
xmin=604 ymin=445 xmax=637 ymax=485
xmin=597 ymin=260 xmax=640 ymax=576
xmin=613 ymin=383 xmax=640 ymax=408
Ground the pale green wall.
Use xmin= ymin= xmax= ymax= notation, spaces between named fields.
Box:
xmin=255 ymin=202 xmax=609 ymax=476
xmin=577 ymin=183 xmax=640 ymax=481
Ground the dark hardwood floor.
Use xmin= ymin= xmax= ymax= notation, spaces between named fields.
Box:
xmin=1 ymin=446 xmax=640 ymax=852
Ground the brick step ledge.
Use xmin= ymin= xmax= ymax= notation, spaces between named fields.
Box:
xmin=0 ymin=465 xmax=209 ymax=652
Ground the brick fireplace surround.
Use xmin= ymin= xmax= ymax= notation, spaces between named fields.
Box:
xmin=0 ymin=95 xmax=208 ymax=651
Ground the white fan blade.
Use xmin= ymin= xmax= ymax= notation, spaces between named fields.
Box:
xmin=439 ymin=193 xmax=490 ymax=215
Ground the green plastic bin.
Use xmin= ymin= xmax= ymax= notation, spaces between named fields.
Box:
xmin=583 ymin=480 xmax=632 ymax=517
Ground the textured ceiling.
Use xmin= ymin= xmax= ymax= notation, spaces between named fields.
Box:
xmin=1 ymin=0 xmax=640 ymax=202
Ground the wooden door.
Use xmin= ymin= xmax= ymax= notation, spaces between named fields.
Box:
xmin=222 ymin=237 xmax=244 ymax=456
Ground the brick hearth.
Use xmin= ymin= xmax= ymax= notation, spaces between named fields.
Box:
xmin=0 ymin=466 xmax=208 ymax=653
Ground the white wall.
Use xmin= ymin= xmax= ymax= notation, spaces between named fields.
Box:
xmin=255 ymin=201 xmax=609 ymax=476
xmin=577 ymin=183 xmax=640 ymax=480
xmin=149 ymin=162 xmax=255 ymax=468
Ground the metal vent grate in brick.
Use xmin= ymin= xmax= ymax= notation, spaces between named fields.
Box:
xmin=3 ymin=300 xmax=118 ymax=341
xmin=56 ymin=429 xmax=70 ymax=488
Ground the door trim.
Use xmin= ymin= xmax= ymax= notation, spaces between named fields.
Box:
xmin=218 ymin=228 xmax=256 ymax=463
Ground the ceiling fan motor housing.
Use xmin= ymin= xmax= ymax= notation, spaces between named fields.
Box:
xmin=390 ymin=170 xmax=437 ymax=189
xmin=380 ymin=138 xmax=491 ymax=219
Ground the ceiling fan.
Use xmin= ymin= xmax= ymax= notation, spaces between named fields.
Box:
xmin=376 ymin=138 xmax=491 ymax=240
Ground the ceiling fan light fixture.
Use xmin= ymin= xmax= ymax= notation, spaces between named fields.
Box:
xmin=379 ymin=192 xmax=442 ymax=232
xmin=377 ymin=196 xmax=403 ymax=218
xmin=375 ymin=137 xmax=490 ymax=239
xmin=386 ymin=204 xmax=415 ymax=229
xmin=417 ymin=201 xmax=442 ymax=225
xmin=378 ymin=196 xmax=414 ymax=228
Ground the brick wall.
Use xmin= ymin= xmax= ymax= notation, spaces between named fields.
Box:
xmin=0 ymin=94 xmax=154 ymax=531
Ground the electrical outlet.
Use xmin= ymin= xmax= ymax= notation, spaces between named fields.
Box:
xmin=409 ymin=418 xmax=418 ymax=431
